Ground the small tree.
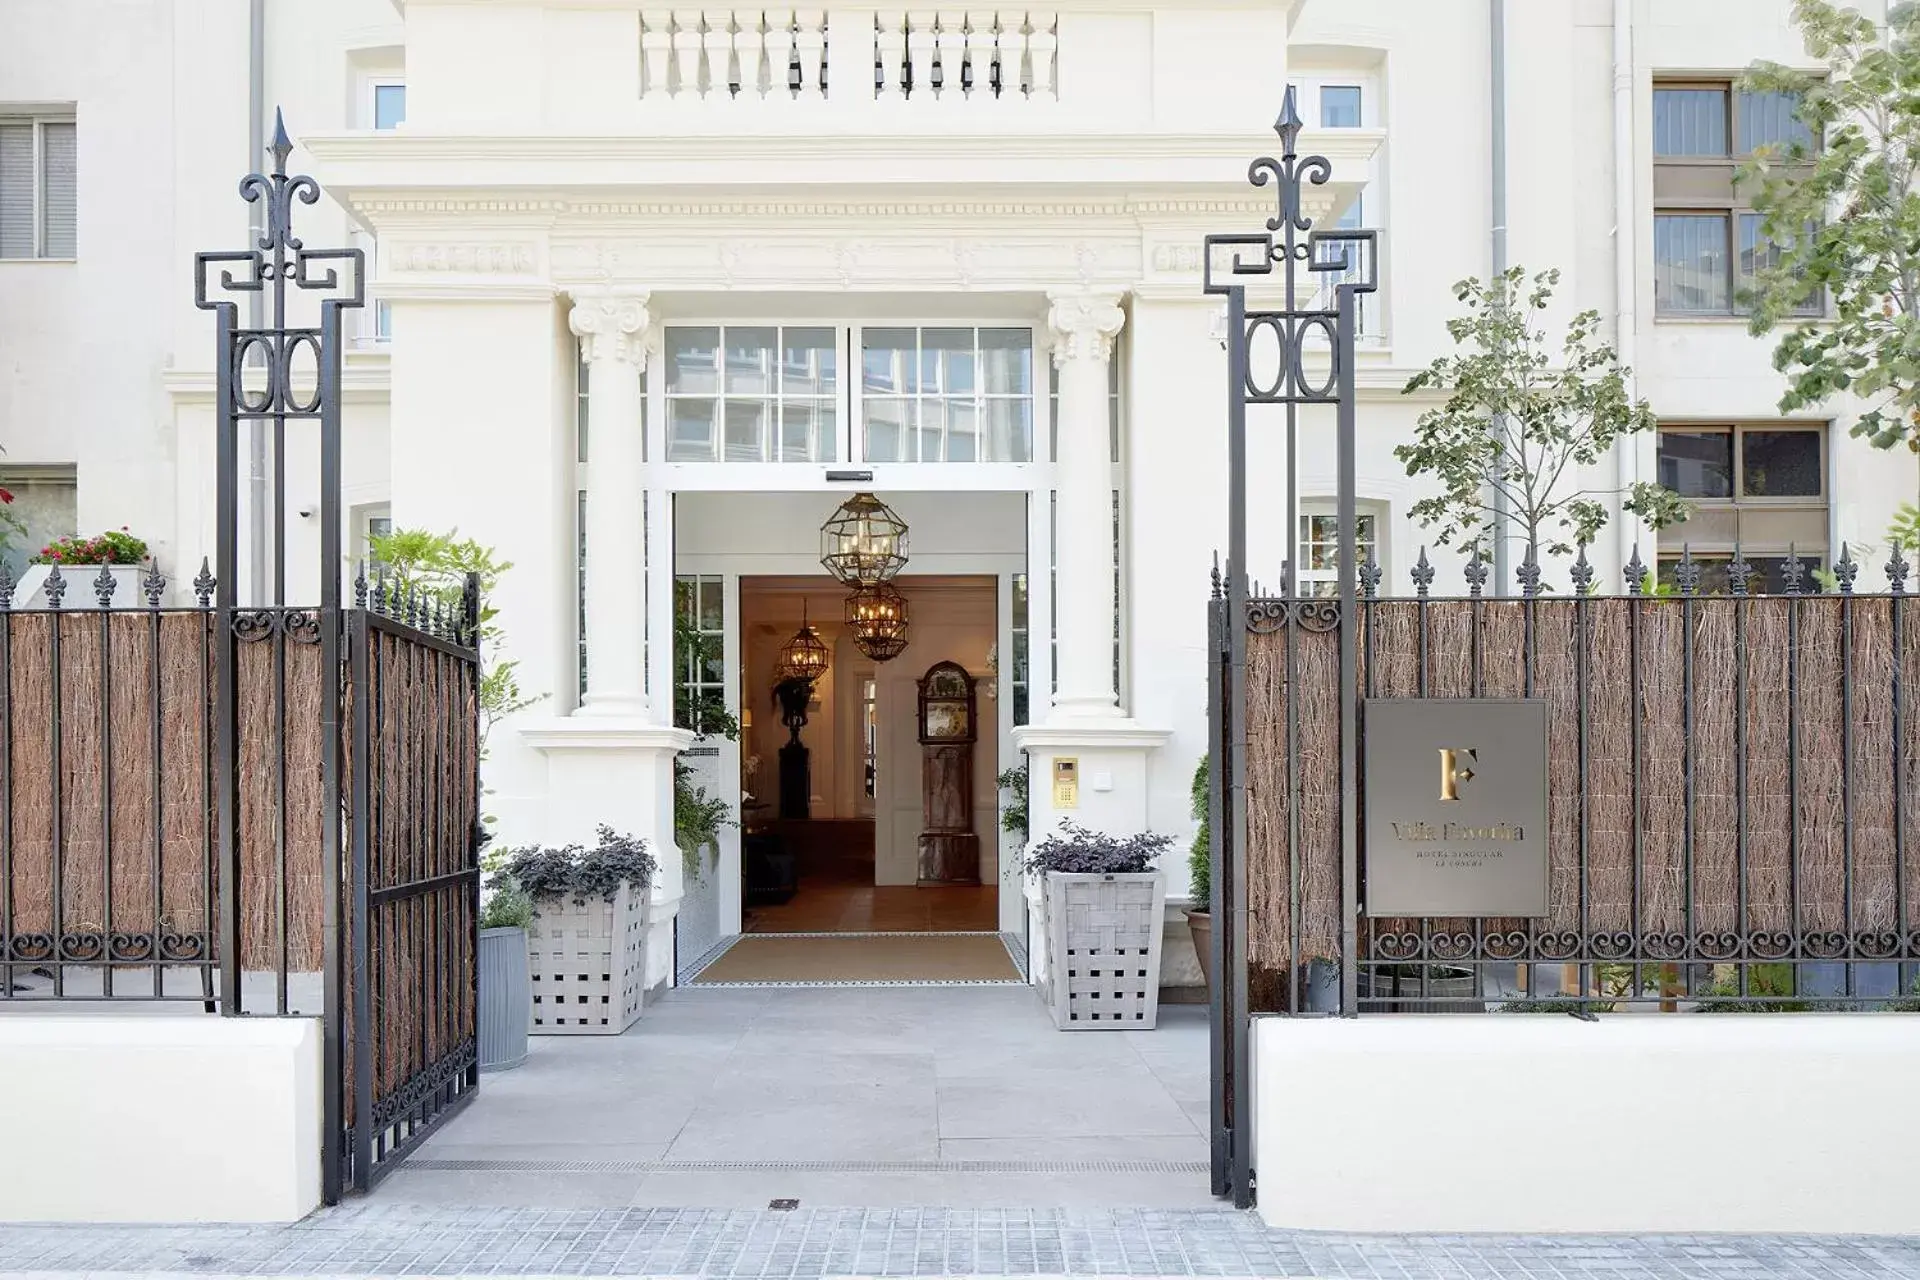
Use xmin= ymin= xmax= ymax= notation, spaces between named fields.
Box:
xmin=1743 ymin=1 xmax=1920 ymax=463
xmin=367 ymin=527 xmax=542 ymax=748
xmin=1398 ymin=267 xmax=1688 ymax=574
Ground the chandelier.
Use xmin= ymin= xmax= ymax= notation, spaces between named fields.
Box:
xmin=775 ymin=603 xmax=831 ymax=685
xmin=844 ymin=582 xmax=910 ymax=662
xmin=820 ymin=492 xmax=909 ymax=585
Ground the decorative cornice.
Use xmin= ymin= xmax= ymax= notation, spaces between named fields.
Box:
xmin=1045 ymin=291 xmax=1128 ymax=366
xmin=350 ymin=194 xmax=1340 ymax=221
xmin=568 ymin=289 xmax=654 ymax=367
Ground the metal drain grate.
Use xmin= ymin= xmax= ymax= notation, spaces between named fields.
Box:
xmin=404 ymin=1157 xmax=1209 ymax=1174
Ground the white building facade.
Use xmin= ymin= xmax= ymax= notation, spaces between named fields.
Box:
xmin=3 ymin=0 xmax=1912 ymax=991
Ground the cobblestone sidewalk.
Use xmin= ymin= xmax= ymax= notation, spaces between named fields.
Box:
xmin=2 ymin=1206 xmax=1917 ymax=1278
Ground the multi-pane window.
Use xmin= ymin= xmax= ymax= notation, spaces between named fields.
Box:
xmin=1656 ymin=424 xmax=1828 ymax=592
xmin=0 ymin=114 xmax=76 ymax=260
xmin=1010 ymin=572 xmax=1030 ymax=727
xmin=862 ymin=327 xmax=1033 ymax=462
xmin=1653 ymin=81 xmax=1820 ymax=318
xmin=675 ymin=574 xmax=727 ymax=733
xmin=666 ymin=325 xmax=837 ymax=462
xmin=372 ymin=83 xmax=406 ymax=130
xmin=1298 ymin=510 xmax=1381 ymax=598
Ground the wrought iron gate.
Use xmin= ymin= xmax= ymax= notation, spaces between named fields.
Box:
xmin=197 ymin=113 xmax=482 ymax=1200
xmin=1201 ymin=90 xmax=1376 ymax=1210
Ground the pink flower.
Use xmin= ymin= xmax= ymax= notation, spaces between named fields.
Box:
xmin=0 ymin=488 xmax=13 ymax=503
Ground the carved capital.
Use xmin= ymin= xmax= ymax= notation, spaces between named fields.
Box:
xmin=567 ymin=289 xmax=653 ymax=367
xmin=1045 ymin=291 xmax=1127 ymax=367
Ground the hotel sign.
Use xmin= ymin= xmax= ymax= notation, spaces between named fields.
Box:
xmin=1362 ymin=699 xmax=1550 ymax=918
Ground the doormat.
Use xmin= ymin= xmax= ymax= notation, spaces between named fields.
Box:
xmin=687 ymin=931 xmax=1023 ymax=985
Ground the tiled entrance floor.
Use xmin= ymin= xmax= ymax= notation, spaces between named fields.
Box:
xmin=389 ymin=984 xmax=1215 ymax=1209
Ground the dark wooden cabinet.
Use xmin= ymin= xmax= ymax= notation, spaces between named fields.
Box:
xmin=915 ymin=660 xmax=980 ymax=886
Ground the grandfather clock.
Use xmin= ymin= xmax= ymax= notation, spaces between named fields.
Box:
xmin=916 ymin=660 xmax=980 ymax=886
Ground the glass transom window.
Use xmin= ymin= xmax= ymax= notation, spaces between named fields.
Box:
xmin=861 ymin=327 xmax=1034 ymax=463
xmin=665 ymin=325 xmax=838 ymax=462
xmin=1299 ymin=510 xmax=1381 ymax=597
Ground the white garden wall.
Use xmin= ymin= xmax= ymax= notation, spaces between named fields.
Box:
xmin=1253 ymin=1013 xmax=1920 ymax=1235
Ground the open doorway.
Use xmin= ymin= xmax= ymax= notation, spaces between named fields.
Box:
xmin=689 ymin=574 xmax=1009 ymax=982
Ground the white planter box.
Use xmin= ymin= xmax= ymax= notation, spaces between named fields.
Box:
xmin=526 ymin=880 xmax=648 ymax=1035
xmin=1039 ymin=871 xmax=1165 ymax=1030
xmin=13 ymin=563 xmax=153 ymax=609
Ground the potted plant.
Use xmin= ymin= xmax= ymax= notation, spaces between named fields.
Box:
xmin=1025 ymin=821 xmax=1173 ymax=1031
xmin=477 ymin=851 xmax=533 ymax=1071
xmin=1185 ymin=758 xmax=1213 ymax=993
xmin=16 ymin=529 xmax=152 ymax=608
xmin=504 ymin=826 xmax=657 ymax=1035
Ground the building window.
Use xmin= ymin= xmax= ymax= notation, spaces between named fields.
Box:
xmin=1298 ymin=507 xmax=1383 ymax=597
xmin=576 ymin=490 xmax=588 ymax=699
xmin=666 ymin=325 xmax=836 ymax=462
xmin=0 ymin=466 xmax=77 ymax=578
xmin=1010 ymin=572 xmax=1030 ymax=727
xmin=675 ymin=574 xmax=727 ymax=733
xmin=356 ymin=505 xmax=393 ymax=563
xmin=862 ymin=327 xmax=1032 ymax=462
xmin=1319 ymin=84 xmax=1363 ymax=128
xmin=0 ymin=113 xmax=76 ymax=260
xmin=372 ymin=82 xmax=406 ymax=130
xmin=1652 ymin=80 xmax=1820 ymax=318
xmin=1656 ymin=424 xmax=1828 ymax=592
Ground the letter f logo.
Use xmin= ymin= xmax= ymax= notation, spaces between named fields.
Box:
xmin=1439 ymin=747 xmax=1477 ymax=803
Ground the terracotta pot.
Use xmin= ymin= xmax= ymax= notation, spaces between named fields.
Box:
xmin=1185 ymin=909 xmax=1214 ymax=992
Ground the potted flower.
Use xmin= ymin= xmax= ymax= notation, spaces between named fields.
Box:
xmin=477 ymin=852 xmax=533 ymax=1072
xmin=1186 ymin=759 xmax=1213 ymax=993
xmin=1025 ymin=821 xmax=1173 ymax=1031
xmin=17 ymin=528 xmax=152 ymax=608
xmin=504 ymin=826 xmax=657 ymax=1035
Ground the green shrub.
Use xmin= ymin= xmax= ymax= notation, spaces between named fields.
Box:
xmin=1189 ymin=758 xmax=1211 ymax=909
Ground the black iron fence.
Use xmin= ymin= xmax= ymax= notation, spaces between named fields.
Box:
xmin=1217 ymin=542 xmax=1920 ymax=1015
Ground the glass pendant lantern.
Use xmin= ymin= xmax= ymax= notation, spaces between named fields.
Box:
xmin=776 ymin=603 xmax=831 ymax=685
xmin=844 ymin=582 xmax=910 ymax=662
xmin=820 ymin=492 xmax=910 ymax=585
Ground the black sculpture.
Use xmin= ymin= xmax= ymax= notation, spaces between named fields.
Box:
xmin=773 ymin=677 xmax=814 ymax=820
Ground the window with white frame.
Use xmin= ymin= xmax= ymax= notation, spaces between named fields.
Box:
xmin=1297 ymin=505 xmax=1385 ymax=597
xmin=355 ymin=503 xmax=393 ymax=563
xmin=862 ymin=326 xmax=1034 ymax=462
xmin=371 ymin=81 xmax=406 ymax=130
xmin=675 ymin=574 xmax=727 ymax=733
xmin=666 ymin=325 xmax=837 ymax=462
xmin=0 ymin=112 xmax=76 ymax=260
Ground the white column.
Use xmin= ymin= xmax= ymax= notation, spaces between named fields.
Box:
xmin=568 ymin=289 xmax=652 ymax=719
xmin=1045 ymin=290 xmax=1127 ymax=721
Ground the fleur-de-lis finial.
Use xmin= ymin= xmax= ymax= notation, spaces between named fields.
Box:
xmin=143 ymin=558 xmax=167 ymax=608
xmin=94 ymin=562 xmax=118 ymax=608
xmin=1888 ymin=542 xmax=1910 ymax=595
xmin=1211 ymin=553 xmax=1223 ymax=600
xmin=1516 ymin=544 xmax=1542 ymax=598
xmin=1359 ymin=554 xmax=1382 ymax=599
xmin=45 ymin=562 xmax=67 ymax=610
xmin=353 ymin=561 xmax=368 ymax=609
xmin=1727 ymin=545 xmax=1754 ymax=597
xmin=1411 ymin=546 xmax=1434 ymax=597
xmin=1673 ymin=546 xmax=1702 ymax=597
xmin=1274 ymin=84 xmax=1304 ymax=160
xmin=1781 ymin=544 xmax=1807 ymax=596
xmin=192 ymin=557 xmax=216 ymax=608
xmin=1570 ymin=545 xmax=1594 ymax=595
xmin=1464 ymin=552 xmax=1488 ymax=598
xmin=1835 ymin=542 xmax=1858 ymax=594
xmin=1624 ymin=546 xmax=1647 ymax=595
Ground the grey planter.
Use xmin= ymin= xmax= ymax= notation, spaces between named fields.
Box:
xmin=1039 ymin=871 xmax=1165 ymax=1030
xmin=478 ymin=926 xmax=530 ymax=1072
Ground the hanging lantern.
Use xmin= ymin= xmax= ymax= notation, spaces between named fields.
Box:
xmin=845 ymin=582 xmax=910 ymax=662
xmin=820 ymin=492 xmax=909 ymax=585
xmin=776 ymin=603 xmax=831 ymax=685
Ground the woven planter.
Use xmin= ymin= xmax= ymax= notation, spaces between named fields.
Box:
xmin=478 ymin=926 xmax=530 ymax=1071
xmin=526 ymin=880 xmax=648 ymax=1035
xmin=1039 ymin=871 xmax=1165 ymax=1030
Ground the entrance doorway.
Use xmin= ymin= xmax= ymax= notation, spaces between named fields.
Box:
xmin=669 ymin=492 xmax=1032 ymax=985
xmin=733 ymin=575 xmax=999 ymax=941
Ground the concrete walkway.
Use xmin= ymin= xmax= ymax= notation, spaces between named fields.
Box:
xmin=386 ymin=984 xmax=1215 ymax=1210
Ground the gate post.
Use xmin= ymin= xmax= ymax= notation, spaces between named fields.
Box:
xmin=1201 ymin=88 xmax=1378 ymax=1206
